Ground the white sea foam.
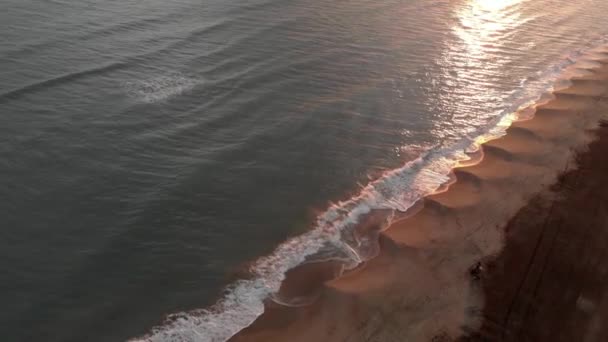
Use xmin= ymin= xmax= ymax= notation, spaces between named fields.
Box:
xmin=132 ymin=39 xmax=608 ymax=342
xmin=124 ymin=73 xmax=200 ymax=103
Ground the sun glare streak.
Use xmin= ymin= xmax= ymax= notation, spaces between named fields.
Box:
xmin=425 ymin=0 xmax=526 ymax=145
xmin=474 ymin=0 xmax=520 ymax=11
xmin=453 ymin=0 xmax=524 ymax=62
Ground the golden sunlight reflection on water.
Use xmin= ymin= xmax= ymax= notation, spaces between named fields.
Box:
xmin=427 ymin=0 xmax=526 ymax=141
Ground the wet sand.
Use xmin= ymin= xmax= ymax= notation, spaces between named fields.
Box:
xmin=231 ymin=56 xmax=608 ymax=342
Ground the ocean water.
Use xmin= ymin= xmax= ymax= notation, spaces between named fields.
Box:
xmin=2 ymin=0 xmax=608 ymax=341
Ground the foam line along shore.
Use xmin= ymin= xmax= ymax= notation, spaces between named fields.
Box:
xmin=134 ymin=42 xmax=608 ymax=342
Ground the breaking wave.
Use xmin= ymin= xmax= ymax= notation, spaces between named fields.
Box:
xmin=124 ymin=73 xmax=201 ymax=103
xmin=132 ymin=39 xmax=608 ymax=342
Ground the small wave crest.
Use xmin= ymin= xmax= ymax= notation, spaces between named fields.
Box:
xmin=132 ymin=38 xmax=608 ymax=342
xmin=0 ymin=62 xmax=126 ymax=105
xmin=123 ymin=73 xmax=201 ymax=103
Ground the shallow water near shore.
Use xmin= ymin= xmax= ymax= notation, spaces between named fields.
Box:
xmin=3 ymin=0 xmax=608 ymax=341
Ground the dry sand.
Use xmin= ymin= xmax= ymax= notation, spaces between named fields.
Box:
xmin=231 ymin=58 xmax=608 ymax=342
xmin=459 ymin=122 xmax=608 ymax=342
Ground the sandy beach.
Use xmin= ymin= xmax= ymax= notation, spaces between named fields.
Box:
xmin=460 ymin=115 xmax=608 ymax=340
xmin=230 ymin=53 xmax=608 ymax=342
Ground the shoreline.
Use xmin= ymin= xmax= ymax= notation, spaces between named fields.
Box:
xmin=231 ymin=57 xmax=608 ymax=341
